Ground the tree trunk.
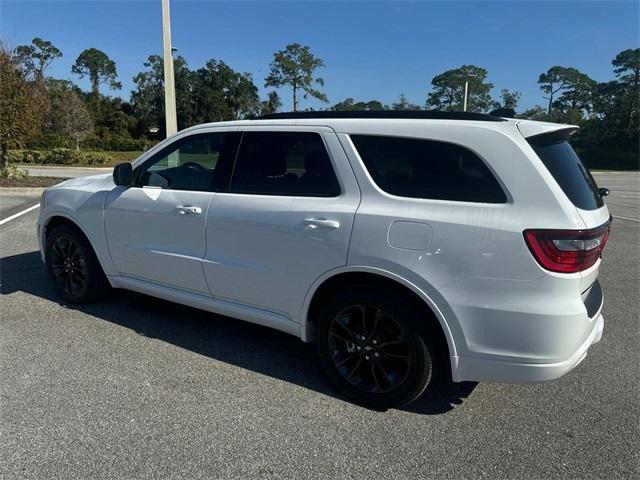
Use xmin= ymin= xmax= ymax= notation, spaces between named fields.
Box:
xmin=91 ymin=73 xmax=100 ymax=98
xmin=0 ymin=141 xmax=8 ymax=168
xmin=75 ymin=138 xmax=80 ymax=151
xmin=293 ymin=84 xmax=298 ymax=112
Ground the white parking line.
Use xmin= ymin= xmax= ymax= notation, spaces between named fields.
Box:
xmin=0 ymin=204 xmax=40 ymax=226
xmin=612 ymin=215 xmax=640 ymax=223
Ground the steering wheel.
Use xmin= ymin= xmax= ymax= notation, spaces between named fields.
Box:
xmin=181 ymin=162 xmax=207 ymax=171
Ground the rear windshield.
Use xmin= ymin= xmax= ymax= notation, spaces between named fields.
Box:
xmin=529 ymin=140 xmax=603 ymax=210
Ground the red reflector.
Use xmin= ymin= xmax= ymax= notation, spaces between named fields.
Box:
xmin=523 ymin=219 xmax=611 ymax=273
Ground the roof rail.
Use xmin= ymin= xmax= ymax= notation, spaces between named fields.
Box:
xmin=255 ymin=110 xmax=506 ymax=122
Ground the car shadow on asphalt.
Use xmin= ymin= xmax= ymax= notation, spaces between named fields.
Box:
xmin=1 ymin=250 xmax=477 ymax=415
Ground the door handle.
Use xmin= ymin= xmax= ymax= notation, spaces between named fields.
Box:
xmin=176 ymin=205 xmax=202 ymax=215
xmin=304 ymin=218 xmax=340 ymax=229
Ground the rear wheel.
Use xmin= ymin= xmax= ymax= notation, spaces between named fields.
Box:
xmin=315 ymin=288 xmax=433 ymax=409
xmin=45 ymin=224 xmax=108 ymax=304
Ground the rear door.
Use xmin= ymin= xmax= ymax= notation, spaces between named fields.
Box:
xmin=104 ymin=130 xmax=240 ymax=294
xmin=202 ymin=127 xmax=360 ymax=320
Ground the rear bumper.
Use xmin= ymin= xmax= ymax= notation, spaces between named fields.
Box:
xmin=451 ymin=312 xmax=603 ymax=382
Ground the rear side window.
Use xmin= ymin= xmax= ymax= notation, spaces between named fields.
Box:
xmin=529 ymin=139 xmax=603 ymax=210
xmin=230 ymin=132 xmax=341 ymax=197
xmin=350 ymin=135 xmax=506 ymax=203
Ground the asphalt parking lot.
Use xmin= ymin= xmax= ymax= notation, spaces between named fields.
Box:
xmin=1 ymin=173 xmax=638 ymax=479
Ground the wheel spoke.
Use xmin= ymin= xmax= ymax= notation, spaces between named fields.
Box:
xmin=334 ymin=317 xmax=361 ymax=340
xmin=367 ymin=308 xmax=381 ymax=340
xmin=335 ymin=353 xmax=358 ymax=368
xmin=329 ymin=330 xmax=350 ymax=344
xmin=346 ymin=356 xmax=364 ymax=380
xmin=370 ymin=361 xmax=381 ymax=392
xmin=59 ymin=238 xmax=70 ymax=256
xmin=52 ymin=242 xmax=64 ymax=259
xmin=381 ymin=352 xmax=411 ymax=362
xmin=52 ymin=268 xmax=66 ymax=281
xmin=378 ymin=339 xmax=408 ymax=349
xmin=70 ymin=266 xmax=86 ymax=276
xmin=374 ymin=356 xmax=390 ymax=379
xmin=358 ymin=305 xmax=368 ymax=333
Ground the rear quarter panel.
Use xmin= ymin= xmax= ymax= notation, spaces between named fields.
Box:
xmin=337 ymin=122 xmax=591 ymax=359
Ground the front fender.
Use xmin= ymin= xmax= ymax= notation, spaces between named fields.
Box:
xmin=39 ymin=187 xmax=115 ymax=276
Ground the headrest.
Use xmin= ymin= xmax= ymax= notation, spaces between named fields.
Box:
xmin=304 ymin=150 xmax=332 ymax=176
xmin=251 ymin=143 xmax=286 ymax=177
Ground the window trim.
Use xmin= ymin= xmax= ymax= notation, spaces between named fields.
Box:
xmin=132 ymin=131 xmax=237 ymax=193
xmin=225 ymin=130 xmax=343 ymax=198
xmin=348 ymin=133 xmax=509 ymax=205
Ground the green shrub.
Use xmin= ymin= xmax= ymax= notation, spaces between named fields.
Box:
xmin=6 ymin=150 xmax=26 ymax=164
xmin=27 ymin=132 xmax=148 ymax=152
xmin=81 ymin=134 xmax=147 ymax=152
xmin=81 ymin=152 xmax=113 ymax=165
xmin=26 ymin=133 xmax=73 ymax=150
xmin=579 ymin=148 xmax=640 ymax=170
xmin=7 ymin=149 xmax=114 ymax=166
xmin=45 ymin=148 xmax=83 ymax=165
xmin=6 ymin=150 xmax=46 ymax=164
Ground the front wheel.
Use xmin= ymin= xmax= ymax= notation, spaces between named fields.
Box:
xmin=315 ymin=288 xmax=433 ymax=409
xmin=45 ymin=224 xmax=108 ymax=304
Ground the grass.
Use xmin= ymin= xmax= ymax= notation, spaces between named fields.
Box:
xmin=0 ymin=176 xmax=67 ymax=188
xmin=100 ymin=151 xmax=143 ymax=164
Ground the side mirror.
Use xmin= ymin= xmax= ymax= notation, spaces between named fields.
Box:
xmin=598 ymin=187 xmax=610 ymax=197
xmin=113 ymin=162 xmax=133 ymax=186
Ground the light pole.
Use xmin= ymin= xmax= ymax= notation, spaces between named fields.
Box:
xmin=462 ymin=74 xmax=478 ymax=112
xmin=161 ymin=0 xmax=177 ymax=137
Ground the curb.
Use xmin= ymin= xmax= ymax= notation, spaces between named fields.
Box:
xmin=0 ymin=187 xmax=46 ymax=196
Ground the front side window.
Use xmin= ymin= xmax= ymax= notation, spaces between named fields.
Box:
xmin=136 ymin=132 xmax=240 ymax=192
xmin=350 ymin=135 xmax=507 ymax=203
xmin=229 ymin=132 xmax=341 ymax=197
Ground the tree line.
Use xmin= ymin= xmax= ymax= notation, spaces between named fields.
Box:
xmin=1 ymin=39 xmax=638 ymax=172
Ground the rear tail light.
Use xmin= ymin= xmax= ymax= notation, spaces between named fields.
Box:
xmin=523 ymin=219 xmax=611 ymax=273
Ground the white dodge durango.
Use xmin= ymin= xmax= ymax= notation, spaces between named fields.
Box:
xmin=38 ymin=111 xmax=611 ymax=408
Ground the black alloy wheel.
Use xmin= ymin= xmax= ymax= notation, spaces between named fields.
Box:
xmin=328 ymin=304 xmax=412 ymax=394
xmin=49 ymin=234 xmax=88 ymax=297
xmin=315 ymin=288 xmax=433 ymax=409
xmin=46 ymin=224 xmax=108 ymax=304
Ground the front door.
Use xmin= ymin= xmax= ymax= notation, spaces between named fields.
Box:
xmin=104 ymin=130 xmax=240 ymax=295
xmin=203 ymin=128 xmax=360 ymax=319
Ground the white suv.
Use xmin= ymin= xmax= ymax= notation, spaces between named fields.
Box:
xmin=38 ymin=111 xmax=611 ymax=408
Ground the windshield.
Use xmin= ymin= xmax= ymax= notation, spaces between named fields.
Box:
xmin=529 ymin=140 xmax=604 ymax=211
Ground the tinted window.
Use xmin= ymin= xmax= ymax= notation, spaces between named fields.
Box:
xmin=351 ymin=135 xmax=506 ymax=203
xmin=137 ymin=132 xmax=240 ymax=191
xmin=529 ymin=140 xmax=603 ymax=210
xmin=229 ymin=132 xmax=340 ymax=197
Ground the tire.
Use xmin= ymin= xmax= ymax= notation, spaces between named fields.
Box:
xmin=45 ymin=224 xmax=108 ymax=304
xmin=315 ymin=288 xmax=433 ymax=409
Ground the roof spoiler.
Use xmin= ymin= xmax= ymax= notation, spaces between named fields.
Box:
xmin=518 ymin=122 xmax=580 ymax=145
xmin=489 ymin=108 xmax=515 ymax=118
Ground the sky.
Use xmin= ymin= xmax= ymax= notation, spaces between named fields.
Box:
xmin=1 ymin=0 xmax=638 ymax=112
